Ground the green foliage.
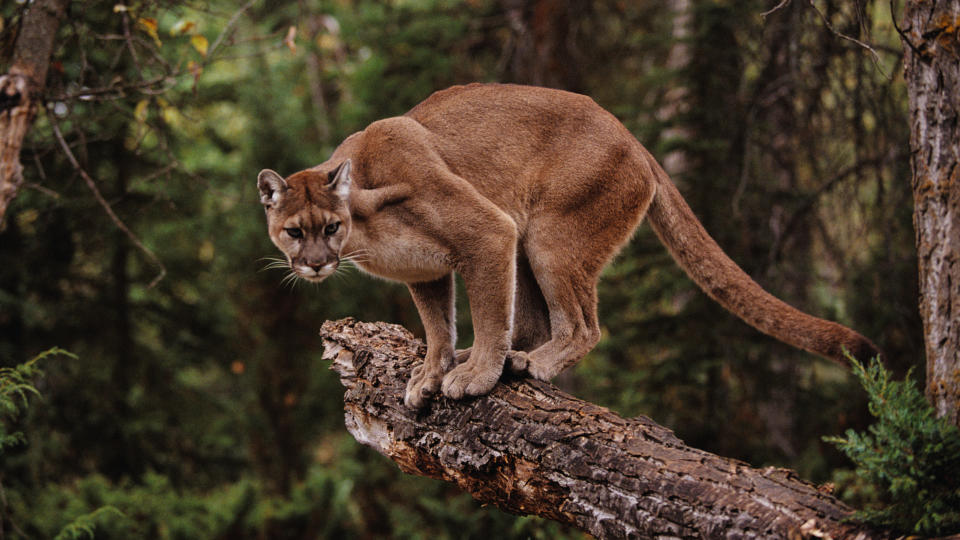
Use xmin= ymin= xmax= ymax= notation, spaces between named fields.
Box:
xmin=0 ymin=0 xmax=924 ymax=537
xmin=826 ymin=357 xmax=960 ymax=536
xmin=54 ymin=507 xmax=126 ymax=540
xmin=8 ymin=437 xmax=578 ymax=539
xmin=0 ymin=349 xmax=130 ymax=538
xmin=0 ymin=347 xmax=76 ymax=453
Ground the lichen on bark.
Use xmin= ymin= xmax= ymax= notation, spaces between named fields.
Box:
xmin=902 ymin=0 xmax=960 ymax=426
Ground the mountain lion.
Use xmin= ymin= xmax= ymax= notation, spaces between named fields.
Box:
xmin=257 ymin=83 xmax=880 ymax=409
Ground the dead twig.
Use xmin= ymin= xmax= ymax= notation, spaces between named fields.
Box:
xmin=761 ymin=0 xmax=792 ymax=18
xmin=805 ymin=0 xmax=890 ymax=79
xmin=48 ymin=108 xmax=166 ymax=288
xmin=761 ymin=0 xmax=893 ymax=79
xmin=207 ymin=0 xmax=258 ymax=61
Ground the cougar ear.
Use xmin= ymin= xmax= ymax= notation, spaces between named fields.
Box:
xmin=325 ymin=159 xmax=352 ymax=200
xmin=257 ymin=169 xmax=287 ymax=207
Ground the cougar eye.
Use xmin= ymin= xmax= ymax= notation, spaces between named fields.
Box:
xmin=324 ymin=222 xmax=341 ymax=236
xmin=284 ymin=227 xmax=303 ymax=239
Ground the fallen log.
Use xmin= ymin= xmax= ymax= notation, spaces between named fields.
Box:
xmin=320 ymin=318 xmax=881 ymax=539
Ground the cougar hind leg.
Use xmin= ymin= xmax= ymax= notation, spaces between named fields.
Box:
xmin=454 ymin=249 xmax=550 ymax=372
xmin=520 ymin=241 xmax=603 ymax=381
xmin=518 ymin=158 xmax=653 ymax=380
xmin=507 ymin=250 xmax=551 ymax=370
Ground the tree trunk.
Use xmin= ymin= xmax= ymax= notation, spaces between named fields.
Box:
xmin=657 ymin=0 xmax=692 ymax=179
xmin=902 ymin=0 xmax=960 ymax=426
xmin=500 ymin=0 xmax=583 ymax=92
xmin=0 ymin=0 xmax=70 ymax=227
xmin=320 ymin=318 xmax=881 ymax=539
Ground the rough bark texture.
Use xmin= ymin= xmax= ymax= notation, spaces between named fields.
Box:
xmin=902 ymin=0 xmax=960 ymax=426
xmin=321 ymin=318 xmax=881 ymax=539
xmin=0 ymin=0 xmax=70 ymax=226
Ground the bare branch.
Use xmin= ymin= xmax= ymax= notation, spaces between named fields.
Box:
xmin=121 ymin=11 xmax=145 ymax=80
xmin=761 ymin=0 xmax=792 ymax=18
xmin=52 ymin=74 xmax=176 ymax=102
xmin=888 ymin=0 xmax=922 ymax=57
xmin=207 ymin=0 xmax=258 ymax=61
xmin=23 ymin=182 xmax=62 ymax=199
xmin=769 ymin=149 xmax=907 ymax=264
xmin=48 ymin=110 xmax=167 ymax=288
xmin=805 ymin=0 xmax=890 ymax=78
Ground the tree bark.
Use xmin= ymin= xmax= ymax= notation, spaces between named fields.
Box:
xmin=0 ymin=0 xmax=70 ymax=227
xmin=320 ymin=318 xmax=881 ymax=539
xmin=657 ymin=0 xmax=692 ymax=179
xmin=902 ymin=0 xmax=960 ymax=426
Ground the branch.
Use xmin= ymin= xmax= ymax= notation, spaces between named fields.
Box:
xmin=49 ymin=112 xmax=167 ymax=288
xmin=761 ymin=0 xmax=792 ymax=18
xmin=768 ymin=149 xmax=907 ymax=264
xmin=321 ymin=318 xmax=883 ymax=539
xmin=760 ymin=0 xmax=892 ymax=79
xmin=206 ymin=0 xmax=258 ymax=61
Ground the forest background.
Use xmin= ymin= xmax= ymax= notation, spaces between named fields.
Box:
xmin=0 ymin=0 xmax=923 ymax=537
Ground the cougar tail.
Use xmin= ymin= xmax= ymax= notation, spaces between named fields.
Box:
xmin=644 ymin=166 xmax=881 ymax=363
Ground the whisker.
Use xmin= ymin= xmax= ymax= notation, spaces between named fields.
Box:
xmin=341 ymin=254 xmax=371 ymax=265
xmin=258 ymin=256 xmax=291 ymax=272
xmin=260 ymin=261 xmax=291 ymax=271
xmin=341 ymin=249 xmax=372 ymax=260
xmin=280 ymin=271 xmax=300 ymax=290
xmin=338 ymin=260 xmax=366 ymax=275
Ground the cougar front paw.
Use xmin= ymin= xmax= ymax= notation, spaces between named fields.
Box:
xmin=441 ymin=357 xmax=502 ymax=400
xmin=459 ymin=348 xmax=527 ymax=372
xmin=405 ymin=363 xmax=443 ymax=409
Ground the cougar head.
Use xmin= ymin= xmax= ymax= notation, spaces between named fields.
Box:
xmin=257 ymin=160 xmax=352 ymax=283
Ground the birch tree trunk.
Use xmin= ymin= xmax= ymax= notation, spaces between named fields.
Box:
xmin=0 ymin=0 xmax=70 ymax=227
xmin=657 ymin=0 xmax=692 ymax=178
xmin=321 ymin=318 xmax=882 ymax=539
xmin=902 ymin=0 xmax=960 ymax=426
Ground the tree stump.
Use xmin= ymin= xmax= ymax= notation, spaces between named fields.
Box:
xmin=321 ymin=318 xmax=881 ymax=539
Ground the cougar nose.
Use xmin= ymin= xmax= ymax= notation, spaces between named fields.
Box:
xmin=307 ymin=262 xmax=324 ymax=272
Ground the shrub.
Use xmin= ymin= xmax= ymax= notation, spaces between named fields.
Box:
xmin=825 ymin=356 xmax=960 ymax=536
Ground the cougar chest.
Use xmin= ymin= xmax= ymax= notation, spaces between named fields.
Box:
xmin=348 ymin=223 xmax=451 ymax=283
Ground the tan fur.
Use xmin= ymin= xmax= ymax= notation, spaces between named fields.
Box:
xmin=258 ymin=83 xmax=881 ymax=409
